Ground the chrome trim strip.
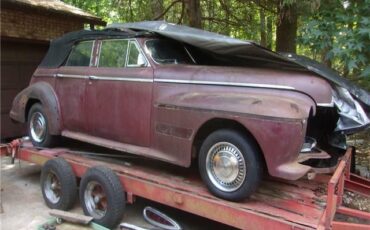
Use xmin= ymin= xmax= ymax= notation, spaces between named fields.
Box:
xmin=56 ymin=74 xmax=89 ymax=79
xmin=154 ymin=79 xmax=295 ymax=90
xmin=317 ymin=102 xmax=334 ymax=107
xmin=90 ymin=75 xmax=153 ymax=82
xmin=317 ymin=97 xmax=334 ymax=107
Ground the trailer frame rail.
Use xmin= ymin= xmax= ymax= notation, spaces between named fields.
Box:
xmin=1 ymin=139 xmax=369 ymax=230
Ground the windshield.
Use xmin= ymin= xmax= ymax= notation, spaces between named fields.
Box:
xmin=146 ymin=39 xmax=194 ymax=64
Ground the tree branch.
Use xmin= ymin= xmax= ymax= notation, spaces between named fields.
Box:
xmin=201 ymin=17 xmax=245 ymax=27
xmin=177 ymin=0 xmax=185 ymax=24
xmin=153 ymin=0 xmax=182 ymax=20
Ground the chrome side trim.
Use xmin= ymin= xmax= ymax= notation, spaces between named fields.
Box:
xmin=317 ymin=97 xmax=334 ymax=107
xmin=317 ymin=102 xmax=334 ymax=107
xmin=90 ymin=75 xmax=153 ymax=82
xmin=56 ymin=74 xmax=89 ymax=79
xmin=154 ymin=79 xmax=295 ymax=90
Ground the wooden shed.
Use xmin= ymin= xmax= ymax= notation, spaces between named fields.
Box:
xmin=1 ymin=0 xmax=105 ymax=140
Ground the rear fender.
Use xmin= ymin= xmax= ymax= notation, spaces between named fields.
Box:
xmin=9 ymin=82 xmax=61 ymax=135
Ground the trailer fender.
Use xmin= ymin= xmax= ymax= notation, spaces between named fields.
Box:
xmin=9 ymin=82 xmax=62 ymax=135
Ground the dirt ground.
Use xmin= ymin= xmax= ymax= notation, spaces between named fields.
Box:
xmin=349 ymin=130 xmax=370 ymax=179
xmin=0 ymin=157 xmax=234 ymax=230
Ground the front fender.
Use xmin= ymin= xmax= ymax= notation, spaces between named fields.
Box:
xmin=10 ymin=82 xmax=61 ymax=135
xmin=156 ymin=87 xmax=316 ymax=121
xmin=154 ymin=85 xmax=315 ymax=173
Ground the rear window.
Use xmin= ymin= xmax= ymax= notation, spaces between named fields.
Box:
xmin=98 ymin=39 xmax=128 ymax=68
xmin=65 ymin=41 xmax=93 ymax=66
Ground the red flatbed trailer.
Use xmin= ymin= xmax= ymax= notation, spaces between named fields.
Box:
xmin=1 ymin=139 xmax=369 ymax=230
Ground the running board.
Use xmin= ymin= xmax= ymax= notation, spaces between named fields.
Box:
xmin=61 ymin=130 xmax=178 ymax=165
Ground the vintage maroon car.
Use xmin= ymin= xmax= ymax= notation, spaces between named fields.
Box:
xmin=10 ymin=21 xmax=370 ymax=201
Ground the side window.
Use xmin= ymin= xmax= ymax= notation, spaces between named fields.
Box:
xmin=127 ymin=41 xmax=146 ymax=67
xmin=99 ymin=40 xmax=128 ymax=68
xmin=65 ymin=41 xmax=93 ymax=66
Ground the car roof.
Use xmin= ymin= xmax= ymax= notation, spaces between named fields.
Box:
xmin=39 ymin=28 xmax=152 ymax=68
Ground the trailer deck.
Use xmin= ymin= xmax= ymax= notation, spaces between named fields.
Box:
xmin=1 ymin=139 xmax=370 ymax=229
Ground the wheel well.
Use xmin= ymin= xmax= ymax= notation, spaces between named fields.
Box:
xmin=25 ymin=98 xmax=41 ymax=121
xmin=191 ymin=118 xmax=267 ymax=169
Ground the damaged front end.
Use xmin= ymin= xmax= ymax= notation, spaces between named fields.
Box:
xmin=299 ymin=86 xmax=369 ymax=177
xmin=333 ymin=86 xmax=370 ymax=135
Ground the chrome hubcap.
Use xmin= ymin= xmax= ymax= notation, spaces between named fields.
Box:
xmin=84 ymin=181 xmax=107 ymax=219
xmin=206 ymin=142 xmax=246 ymax=192
xmin=44 ymin=171 xmax=61 ymax=204
xmin=30 ymin=112 xmax=46 ymax=142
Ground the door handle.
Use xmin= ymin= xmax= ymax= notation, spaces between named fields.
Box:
xmin=88 ymin=75 xmax=97 ymax=80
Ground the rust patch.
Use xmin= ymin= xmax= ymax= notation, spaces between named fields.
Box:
xmin=155 ymin=122 xmax=193 ymax=139
xmin=252 ymin=99 xmax=262 ymax=105
xmin=290 ymin=103 xmax=299 ymax=113
xmin=29 ymin=154 xmax=49 ymax=165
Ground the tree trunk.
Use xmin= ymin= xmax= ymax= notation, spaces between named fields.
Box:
xmin=266 ymin=16 xmax=273 ymax=50
xmin=185 ymin=0 xmax=202 ymax=28
xmin=321 ymin=46 xmax=332 ymax=68
xmin=260 ymin=8 xmax=267 ymax=47
xmin=276 ymin=1 xmax=297 ymax=53
xmin=151 ymin=0 xmax=164 ymax=20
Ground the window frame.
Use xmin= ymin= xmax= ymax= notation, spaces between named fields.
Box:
xmin=144 ymin=38 xmax=196 ymax=65
xmin=126 ymin=40 xmax=149 ymax=67
xmin=96 ymin=38 xmax=149 ymax=68
xmin=64 ymin=40 xmax=95 ymax=67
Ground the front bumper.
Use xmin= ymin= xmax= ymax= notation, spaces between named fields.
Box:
xmin=273 ymin=149 xmax=338 ymax=180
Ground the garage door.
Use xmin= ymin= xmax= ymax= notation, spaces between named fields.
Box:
xmin=1 ymin=39 xmax=48 ymax=139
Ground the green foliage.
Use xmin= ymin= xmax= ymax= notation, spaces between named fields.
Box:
xmin=63 ymin=0 xmax=370 ymax=90
xmin=298 ymin=0 xmax=370 ymax=90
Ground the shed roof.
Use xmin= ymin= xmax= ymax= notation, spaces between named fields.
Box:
xmin=2 ymin=0 xmax=105 ymax=26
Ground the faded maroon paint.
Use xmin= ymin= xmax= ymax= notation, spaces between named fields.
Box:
xmin=86 ymin=66 xmax=153 ymax=147
xmin=9 ymin=80 xmax=61 ymax=135
xmin=10 ymin=36 xmax=335 ymax=181
xmin=56 ymin=66 xmax=89 ymax=132
xmin=153 ymin=64 xmax=332 ymax=106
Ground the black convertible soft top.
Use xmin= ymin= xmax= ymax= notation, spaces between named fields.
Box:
xmin=40 ymin=21 xmax=369 ymax=107
xmin=39 ymin=29 xmax=145 ymax=67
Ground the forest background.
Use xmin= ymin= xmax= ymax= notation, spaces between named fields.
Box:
xmin=63 ymin=0 xmax=370 ymax=91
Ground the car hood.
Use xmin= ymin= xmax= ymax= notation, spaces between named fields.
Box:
xmin=108 ymin=21 xmax=370 ymax=110
xmin=280 ymin=53 xmax=370 ymax=110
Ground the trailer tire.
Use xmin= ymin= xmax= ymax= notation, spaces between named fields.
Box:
xmin=199 ymin=129 xmax=262 ymax=201
xmin=79 ymin=166 xmax=125 ymax=229
xmin=40 ymin=158 xmax=77 ymax=210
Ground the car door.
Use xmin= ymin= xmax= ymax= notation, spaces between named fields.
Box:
xmin=86 ymin=39 xmax=153 ymax=147
xmin=56 ymin=40 xmax=95 ymax=133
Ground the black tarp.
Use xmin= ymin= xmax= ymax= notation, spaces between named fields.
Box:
xmin=110 ymin=21 xmax=370 ymax=108
xmin=40 ymin=21 xmax=369 ymax=108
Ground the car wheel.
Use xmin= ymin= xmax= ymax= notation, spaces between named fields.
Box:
xmin=79 ymin=166 xmax=125 ymax=229
xmin=199 ymin=129 xmax=262 ymax=201
xmin=27 ymin=103 xmax=58 ymax=147
xmin=40 ymin=158 xmax=78 ymax=210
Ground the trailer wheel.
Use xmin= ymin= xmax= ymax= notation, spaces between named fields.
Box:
xmin=40 ymin=158 xmax=77 ymax=210
xmin=199 ymin=129 xmax=262 ymax=201
xmin=79 ymin=166 xmax=125 ymax=229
